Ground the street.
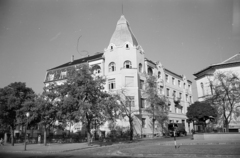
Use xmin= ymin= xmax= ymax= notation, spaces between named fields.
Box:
xmin=0 ymin=136 xmax=240 ymax=158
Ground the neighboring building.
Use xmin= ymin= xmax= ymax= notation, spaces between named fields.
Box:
xmin=193 ymin=53 xmax=240 ymax=132
xmin=45 ymin=15 xmax=193 ymax=137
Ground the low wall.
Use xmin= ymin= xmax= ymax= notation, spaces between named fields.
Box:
xmin=194 ymin=133 xmax=240 ymax=140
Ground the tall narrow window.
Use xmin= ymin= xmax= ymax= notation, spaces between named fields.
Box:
xmin=142 ymin=118 xmax=146 ymax=128
xmin=172 ymin=77 xmax=175 ymax=85
xmin=141 ymin=98 xmax=145 ymax=108
xmin=139 ymin=63 xmax=142 ymax=73
xmin=158 ymin=71 xmax=161 ymax=79
xmin=201 ymin=82 xmax=205 ymax=96
xmin=173 ymin=91 xmax=176 ymax=98
xmin=167 ymin=88 xmax=170 ymax=96
xmin=179 ymin=93 xmax=182 ymax=100
xmin=160 ymin=86 xmax=164 ymax=95
xmin=148 ymin=67 xmax=153 ymax=76
xmin=140 ymin=80 xmax=144 ymax=89
xmin=186 ymin=94 xmax=188 ymax=102
xmin=109 ymin=62 xmax=116 ymax=72
xmin=126 ymin=44 xmax=129 ymax=49
xmin=165 ymin=75 xmax=169 ymax=82
xmin=108 ymin=79 xmax=116 ymax=90
xmin=178 ymin=80 xmax=181 ymax=87
xmin=184 ymin=83 xmax=186 ymax=89
xmin=189 ymin=96 xmax=192 ymax=103
xmin=124 ymin=60 xmax=132 ymax=69
xmin=110 ymin=46 xmax=113 ymax=50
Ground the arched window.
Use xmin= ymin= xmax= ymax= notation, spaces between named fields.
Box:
xmin=109 ymin=62 xmax=116 ymax=72
xmin=92 ymin=65 xmax=101 ymax=74
xmin=124 ymin=60 xmax=132 ymax=69
xmin=148 ymin=67 xmax=153 ymax=76
xmin=126 ymin=44 xmax=129 ymax=49
xmin=158 ymin=71 xmax=161 ymax=79
xmin=139 ymin=63 xmax=142 ymax=73
xmin=110 ymin=46 xmax=113 ymax=50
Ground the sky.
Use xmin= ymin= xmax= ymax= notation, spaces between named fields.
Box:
xmin=0 ymin=0 xmax=240 ymax=101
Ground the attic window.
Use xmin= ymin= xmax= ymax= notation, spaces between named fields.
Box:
xmin=111 ymin=46 xmax=113 ymax=50
xmin=126 ymin=44 xmax=129 ymax=49
xmin=124 ymin=60 xmax=132 ymax=69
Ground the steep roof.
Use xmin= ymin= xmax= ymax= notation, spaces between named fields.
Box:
xmin=193 ymin=53 xmax=240 ymax=77
xmin=48 ymin=53 xmax=104 ymax=71
xmin=109 ymin=15 xmax=138 ymax=47
xmin=220 ymin=53 xmax=240 ymax=64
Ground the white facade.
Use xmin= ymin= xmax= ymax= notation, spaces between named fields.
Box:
xmin=45 ymin=15 xmax=193 ymax=136
xmin=194 ymin=53 xmax=240 ymax=131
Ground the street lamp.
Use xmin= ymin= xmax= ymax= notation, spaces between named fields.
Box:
xmin=24 ymin=112 xmax=30 ymax=151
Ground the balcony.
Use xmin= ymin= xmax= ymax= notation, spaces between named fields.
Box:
xmin=173 ymin=97 xmax=181 ymax=105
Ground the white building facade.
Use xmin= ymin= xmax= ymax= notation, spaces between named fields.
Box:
xmin=193 ymin=53 xmax=240 ymax=132
xmin=45 ymin=15 xmax=193 ymax=137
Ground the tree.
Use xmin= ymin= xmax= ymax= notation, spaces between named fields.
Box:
xmin=114 ymin=89 xmax=138 ymax=141
xmin=31 ymin=83 xmax=60 ymax=146
xmin=60 ymin=64 xmax=119 ymax=145
xmin=207 ymin=71 xmax=240 ymax=132
xmin=0 ymin=82 xmax=35 ymax=146
xmin=144 ymin=76 xmax=169 ymax=137
xmin=186 ymin=101 xmax=217 ymax=132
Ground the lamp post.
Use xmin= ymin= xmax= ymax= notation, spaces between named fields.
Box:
xmin=24 ymin=112 xmax=30 ymax=151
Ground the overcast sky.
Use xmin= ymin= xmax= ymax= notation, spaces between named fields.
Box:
xmin=0 ymin=0 xmax=240 ymax=100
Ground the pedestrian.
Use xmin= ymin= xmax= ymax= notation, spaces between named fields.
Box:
xmin=0 ymin=138 xmax=3 ymax=146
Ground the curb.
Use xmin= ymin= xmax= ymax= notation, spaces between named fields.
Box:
xmin=158 ymin=142 xmax=240 ymax=146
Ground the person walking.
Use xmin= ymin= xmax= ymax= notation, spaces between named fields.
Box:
xmin=0 ymin=138 xmax=4 ymax=146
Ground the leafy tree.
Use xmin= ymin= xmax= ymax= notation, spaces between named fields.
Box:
xmin=60 ymin=64 xmax=119 ymax=145
xmin=144 ymin=76 xmax=169 ymax=137
xmin=114 ymin=89 xmax=139 ymax=141
xmin=0 ymin=82 xmax=35 ymax=146
xmin=30 ymin=83 xmax=60 ymax=146
xmin=186 ymin=101 xmax=217 ymax=132
xmin=207 ymin=71 xmax=240 ymax=132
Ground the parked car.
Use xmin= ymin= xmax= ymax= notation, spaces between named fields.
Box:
xmin=168 ymin=123 xmax=187 ymax=137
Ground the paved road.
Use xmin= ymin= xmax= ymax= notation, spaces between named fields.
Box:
xmin=0 ymin=136 xmax=240 ymax=158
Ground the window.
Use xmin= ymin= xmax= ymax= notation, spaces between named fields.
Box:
xmin=108 ymin=79 xmax=116 ymax=90
xmin=124 ymin=60 xmax=132 ymax=69
xmin=92 ymin=65 xmax=101 ymax=74
xmin=166 ymin=88 xmax=170 ymax=96
xmin=158 ymin=71 xmax=161 ymax=79
xmin=110 ymin=46 xmax=113 ymax=50
xmin=165 ymin=75 xmax=169 ymax=82
xmin=188 ymin=85 xmax=191 ymax=91
xmin=125 ymin=76 xmax=134 ymax=87
xmin=179 ymin=93 xmax=182 ymax=100
xmin=60 ymin=71 xmax=67 ymax=79
xmin=139 ymin=63 xmax=142 ymax=73
xmin=178 ymin=80 xmax=181 ymax=87
xmin=172 ymin=77 xmax=175 ymax=85
xmin=126 ymin=44 xmax=129 ymax=49
xmin=168 ymin=103 xmax=171 ymax=112
xmin=140 ymin=80 xmax=144 ymax=89
xmin=189 ymin=96 xmax=192 ymax=103
xmin=173 ymin=91 xmax=176 ymax=98
xmin=48 ymin=74 xmax=54 ymax=81
xmin=141 ymin=98 xmax=145 ymax=108
xmin=186 ymin=94 xmax=188 ymax=101
xmin=184 ymin=83 xmax=186 ymax=89
xmin=160 ymin=86 xmax=164 ymax=95
xmin=109 ymin=62 xmax=116 ymax=72
xmin=148 ymin=67 xmax=153 ymax=76
xmin=126 ymin=96 xmax=134 ymax=107
xmin=201 ymin=82 xmax=205 ymax=96
xmin=175 ymin=107 xmax=178 ymax=113
xmin=142 ymin=118 xmax=146 ymax=128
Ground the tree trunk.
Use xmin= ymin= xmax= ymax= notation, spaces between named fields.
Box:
xmin=87 ymin=121 xmax=91 ymax=146
xmin=225 ymin=120 xmax=229 ymax=132
xmin=129 ymin=117 xmax=133 ymax=141
xmin=10 ymin=126 xmax=14 ymax=146
xmin=44 ymin=125 xmax=47 ymax=146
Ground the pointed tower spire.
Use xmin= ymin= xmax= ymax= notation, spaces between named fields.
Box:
xmin=109 ymin=15 xmax=138 ymax=47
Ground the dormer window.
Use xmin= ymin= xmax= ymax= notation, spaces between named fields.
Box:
xmin=126 ymin=44 xmax=129 ymax=49
xmin=110 ymin=46 xmax=113 ymax=50
xmin=109 ymin=62 xmax=116 ymax=72
xmin=92 ymin=65 xmax=101 ymax=74
xmin=124 ymin=60 xmax=132 ymax=69
xmin=148 ymin=67 xmax=153 ymax=76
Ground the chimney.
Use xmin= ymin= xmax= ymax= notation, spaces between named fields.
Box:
xmin=71 ymin=55 xmax=74 ymax=62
